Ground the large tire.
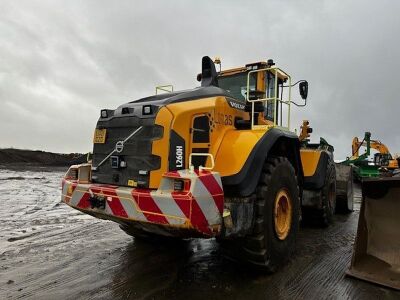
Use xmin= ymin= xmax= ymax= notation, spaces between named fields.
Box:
xmin=303 ymin=158 xmax=336 ymax=226
xmin=237 ymin=156 xmax=300 ymax=272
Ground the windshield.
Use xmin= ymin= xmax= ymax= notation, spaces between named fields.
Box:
xmin=218 ymin=72 xmax=257 ymax=102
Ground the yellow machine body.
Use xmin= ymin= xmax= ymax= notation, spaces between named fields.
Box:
xmin=150 ymin=97 xmax=251 ymax=188
xmin=149 ymin=66 xmax=324 ymax=191
xmin=300 ymin=150 xmax=322 ymax=177
xmin=62 ymin=56 xmax=341 ymax=271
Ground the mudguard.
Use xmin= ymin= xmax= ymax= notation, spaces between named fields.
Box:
xmin=302 ymin=151 xmax=331 ymax=190
xmin=221 ymin=128 xmax=303 ymax=197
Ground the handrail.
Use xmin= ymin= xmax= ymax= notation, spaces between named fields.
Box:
xmin=189 ymin=153 xmax=215 ymax=173
xmin=155 ymin=85 xmax=174 ymax=95
xmin=246 ymin=67 xmax=292 ymax=130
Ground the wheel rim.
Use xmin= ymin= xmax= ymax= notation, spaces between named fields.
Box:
xmin=274 ymin=189 xmax=292 ymax=240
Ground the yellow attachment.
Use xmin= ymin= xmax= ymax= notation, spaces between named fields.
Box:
xmin=300 ymin=150 xmax=322 ymax=177
xmin=370 ymin=141 xmax=390 ymax=154
xmin=274 ymin=188 xmax=292 ymax=240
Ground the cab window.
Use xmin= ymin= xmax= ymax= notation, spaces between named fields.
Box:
xmin=218 ymin=72 xmax=257 ymax=102
xmin=265 ymin=72 xmax=276 ymax=120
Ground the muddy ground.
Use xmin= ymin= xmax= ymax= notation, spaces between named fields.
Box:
xmin=0 ymin=166 xmax=399 ymax=300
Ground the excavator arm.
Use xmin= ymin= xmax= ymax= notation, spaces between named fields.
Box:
xmin=369 ymin=140 xmax=390 ymax=155
xmin=352 ymin=133 xmax=391 ymax=157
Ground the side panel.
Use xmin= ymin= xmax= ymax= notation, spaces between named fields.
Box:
xmin=150 ymin=107 xmax=174 ymax=188
xmin=221 ymin=128 xmax=302 ymax=197
xmin=166 ymin=97 xmax=248 ymax=172
xmin=300 ymin=150 xmax=321 ymax=177
xmin=214 ymin=130 xmax=266 ymax=177
xmin=302 ymin=150 xmax=330 ymax=190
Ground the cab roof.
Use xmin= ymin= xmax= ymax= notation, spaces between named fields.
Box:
xmin=218 ymin=61 xmax=289 ymax=81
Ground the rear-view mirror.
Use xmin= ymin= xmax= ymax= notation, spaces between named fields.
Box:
xmin=299 ymin=81 xmax=308 ymax=100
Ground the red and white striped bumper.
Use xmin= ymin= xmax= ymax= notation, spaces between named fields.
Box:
xmin=61 ymin=169 xmax=224 ymax=237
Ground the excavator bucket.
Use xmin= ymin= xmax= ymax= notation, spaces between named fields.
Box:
xmin=346 ymin=177 xmax=400 ymax=290
xmin=335 ymin=163 xmax=354 ymax=212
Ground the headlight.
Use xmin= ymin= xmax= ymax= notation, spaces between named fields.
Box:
xmin=101 ymin=109 xmax=108 ymax=118
xmin=142 ymin=105 xmax=152 ymax=115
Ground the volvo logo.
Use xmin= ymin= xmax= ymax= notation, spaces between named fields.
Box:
xmin=115 ymin=141 xmax=124 ymax=153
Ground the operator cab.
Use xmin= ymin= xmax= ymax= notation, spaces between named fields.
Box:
xmin=214 ymin=61 xmax=291 ymax=131
xmin=196 ymin=56 xmax=308 ymax=130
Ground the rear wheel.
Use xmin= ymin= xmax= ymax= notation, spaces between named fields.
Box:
xmin=303 ymin=158 xmax=336 ymax=226
xmin=238 ymin=156 xmax=300 ymax=272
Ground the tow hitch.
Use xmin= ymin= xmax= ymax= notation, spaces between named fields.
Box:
xmin=88 ymin=194 xmax=106 ymax=209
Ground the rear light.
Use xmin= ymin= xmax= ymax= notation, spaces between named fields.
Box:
xmin=101 ymin=109 xmax=108 ymax=118
xmin=110 ymin=156 xmax=127 ymax=169
xmin=174 ymin=179 xmax=190 ymax=191
xmin=142 ymin=105 xmax=152 ymax=115
xmin=174 ymin=180 xmax=184 ymax=191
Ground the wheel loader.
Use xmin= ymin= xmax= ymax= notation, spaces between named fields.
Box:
xmin=62 ymin=56 xmax=345 ymax=271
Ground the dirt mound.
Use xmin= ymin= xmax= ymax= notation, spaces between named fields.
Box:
xmin=0 ymin=148 xmax=86 ymax=166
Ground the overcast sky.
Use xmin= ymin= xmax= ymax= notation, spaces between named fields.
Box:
xmin=1 ymin=0 xmax=399 ymax=159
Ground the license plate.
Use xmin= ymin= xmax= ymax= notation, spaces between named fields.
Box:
xmin=93 ymin=129 xmax=107 ymax=144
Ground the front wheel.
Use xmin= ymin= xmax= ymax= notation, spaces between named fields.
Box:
xmin=239 ymin=156 xmax=300 ymax=272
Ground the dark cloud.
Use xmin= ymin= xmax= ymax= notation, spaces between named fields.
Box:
xmin=0 ymin=0 xmax=399 ymax=159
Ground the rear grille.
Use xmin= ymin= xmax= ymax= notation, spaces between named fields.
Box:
xmin=91 ymin=115 xmax=162 ymax=187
